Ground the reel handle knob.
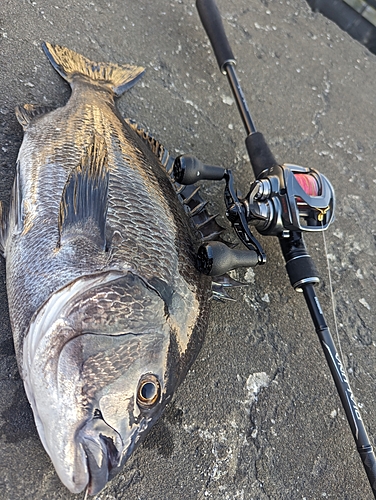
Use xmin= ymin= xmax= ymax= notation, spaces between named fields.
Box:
xmin=173 ymin=154 xmax=225 ymax=185
xmin=197 ymin=241 xmax=259 ymax=276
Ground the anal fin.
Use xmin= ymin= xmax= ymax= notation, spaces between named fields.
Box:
xmin=58 ymin=134 xmax=109 ymax=250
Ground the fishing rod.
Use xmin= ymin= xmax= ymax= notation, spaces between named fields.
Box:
xmin=172 ymin=0 xmax=376 ymax=496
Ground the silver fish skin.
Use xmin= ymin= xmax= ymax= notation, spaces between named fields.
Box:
xmin=0 ymin=42 xmax=211 ymax=495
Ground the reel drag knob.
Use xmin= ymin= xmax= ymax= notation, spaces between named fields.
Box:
xmin=173 ymin=154 xmax=225 ymax=185
xmin=197 ymin=241 xmax=259 ymax=276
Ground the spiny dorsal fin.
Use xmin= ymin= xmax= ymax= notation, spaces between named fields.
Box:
xmin=125 ymin=119 xmax=230 ymax=241
xmin=58 ymin=134 xmax=109 ymax=249
xmin=42 ymin=42 xmax=145 ymax=97
xmin=15 ymin=104 xmax=56 ymax=130
xmin=125 ymin=118 xmax=174 ymax=171
xmin=212 ymin=274 xmax=246 ymax=301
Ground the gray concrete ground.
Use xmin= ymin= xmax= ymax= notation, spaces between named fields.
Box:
xmin=1 ymin=0 xmax=376 ymax=499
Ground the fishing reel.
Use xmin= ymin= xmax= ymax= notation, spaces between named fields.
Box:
xmin=173 ymin=154 xmax=335 ymax=277
xmin=245 ymin=163 xmax=334 ymax=234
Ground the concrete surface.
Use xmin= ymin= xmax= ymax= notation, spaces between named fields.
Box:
xmin=306 ymin=0 xmax=376 ymax=54
xmin=1 ymin=0 xmax=376 ymax=499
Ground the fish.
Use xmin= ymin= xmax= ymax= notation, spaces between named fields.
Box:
xmin=0 ymin=42 xmax=214 ymax=495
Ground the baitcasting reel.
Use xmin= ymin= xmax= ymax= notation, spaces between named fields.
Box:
xmin=173 ymin=154 xmax=335 ymax=278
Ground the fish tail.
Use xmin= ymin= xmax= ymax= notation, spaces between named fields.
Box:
xmin=42 ymin=42 xmax=145 ymax=97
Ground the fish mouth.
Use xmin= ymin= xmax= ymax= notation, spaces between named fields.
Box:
xmin=82 ymin=433 xmax=119 ymax=495
xmin=79 ymin=415 xmax=138 ymax=496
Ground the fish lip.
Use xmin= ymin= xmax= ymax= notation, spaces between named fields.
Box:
xmin=86 ymin=426 xmax=143 ymax=495
xmin=83 ymin=435 xmax=114 ymax=496
xmin=79 ymin=417 xmax=138 ymax=496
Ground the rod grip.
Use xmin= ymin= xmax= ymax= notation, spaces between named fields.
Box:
xmin=279 ymin=233 xmax=320 ymax=290
xmin=245 ymin=132 xmax=278 ymax=179
xmin=196 ymin=0 xmax=235 ymax=73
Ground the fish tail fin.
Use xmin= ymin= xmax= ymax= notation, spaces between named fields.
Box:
xmin=42 ymin=42 xmax=145 ymax=97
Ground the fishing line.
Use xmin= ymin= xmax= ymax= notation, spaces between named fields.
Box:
xmin=83 ymin=487 xmax=88 ymax=500
xmin=321 ymin=225 xmax=346 ymax=367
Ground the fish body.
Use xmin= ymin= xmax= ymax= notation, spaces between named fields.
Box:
xmin=0 ymin=43 xmax=211 ymax=495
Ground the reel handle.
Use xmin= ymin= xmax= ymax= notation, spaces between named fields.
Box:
xmin=196 ymin=0 xmax=235 ymax=73
xmin=173 ymin=155 xmax=225 ymax=185
xmin=197 ymin=241 xmax=259 ymax=276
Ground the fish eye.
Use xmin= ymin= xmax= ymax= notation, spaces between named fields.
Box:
xmin=137 ymin=374 xmax=161 ymax=409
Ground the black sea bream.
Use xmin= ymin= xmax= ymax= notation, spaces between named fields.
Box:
xmin=0 ymin=43 xmax=212 ymax=495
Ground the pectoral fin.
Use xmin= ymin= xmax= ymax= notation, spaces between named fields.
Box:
xmin=58 ymin=134 xmax=109 ymax=250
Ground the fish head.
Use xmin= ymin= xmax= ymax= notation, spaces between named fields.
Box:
xmin=22 ymin=270 xmax=188 ymax=495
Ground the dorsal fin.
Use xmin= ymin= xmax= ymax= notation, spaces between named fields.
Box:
xmin=125 ymin=118 xmax=228 ymax=241
xmin=58 ymin=134 xmax=109 ymax=250
xmin=15 ymin=104 xmax=56 ymax=130
xmin=125 ymin=118 xmax=174 ymax=171
xmin=212 ymin=274 xmax=246 ymax=301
